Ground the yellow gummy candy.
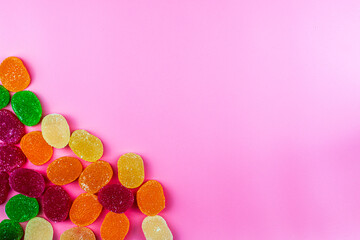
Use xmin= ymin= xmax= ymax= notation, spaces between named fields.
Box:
xmin=69 ymin=130 xmax=103 ymax=162
xmin=24 ymin=217 xmax=53 ymax=240
xmin=118 ymin=153 xmax=145 ymax=189
xmin=41 ymin=114 xmax=70 ymax=148
xmin=142 ymin=215 xmax=173 ymax=240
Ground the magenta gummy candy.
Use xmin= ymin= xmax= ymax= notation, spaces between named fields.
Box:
xmin=0 ymin=109 xmax=25 ymax=144
xmin=98 ymin=184 xmax=134 ymax=213
xmin=43 ymin=185 xmax=71 ymax=222
xmin=0 ymin=145 xmax=26 ymax=172
xmin=0 ymin=172 xmax=10 ymax=204
xmin=9 ymin=168 xmax=45 ymax=198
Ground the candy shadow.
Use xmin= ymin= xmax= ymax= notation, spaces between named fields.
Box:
xmin=20 ymin=57 xmax=35 ymax=85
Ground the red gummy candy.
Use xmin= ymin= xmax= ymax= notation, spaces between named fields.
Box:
xmin=0 ymin=171 xmax=10 ymax=204
xmin=9 ymin=168 xmax=45 ymax=198
xmin=43 ymin=185 xmax=71 ymax=222
xmin=0 ymin=145 xmax=26 ymax=172
xmin=98 ymin=184 xmax=134 ymax=213
xmin=0 ymin=109 xmax=25 ymax=144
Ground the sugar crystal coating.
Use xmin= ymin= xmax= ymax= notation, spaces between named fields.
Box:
xmin=0 ymin=171 xmax=10 ymax=204
xmin=9 ymin=168 xmax=45 ymax=198
xmin=43 ymin=185 xmax=71 ymax=222
xmin=69 ymin=193 xmax=103 ymax=227
xmin=118 ymin=152 xmax=145 ymax=189
xmin=137 ymin=180 xmax=165 ymax=216
xmin=11 ymin=91 xmax=42 ymax=126
xmin=98 ymin=184 xmax=134 ymax=213
xmin=0 ymin=109 xmax=25 ymax=144
xmin=5 ymin=194 xmax=39 ymax=222
xmin=24 ymin=217 xmax=53 ymax=240
xmin=78 ymin=160 xmax=112 ymax=194
xmin=0 ymin=145 xmax=26 ymax=172
xmin=0 ymin=57 xmax=30 ymax=92
xmin=142 ymin=215 xmax=173 ymax=240
xmin=100 ymin=212 xmax=129 ymax=240
xmin=41 ymin=114 xmax=70 ymax=148
xmin=20 ymin=131 xmax=53 ymax=165
xmin=0 ymin=219 xmax=23 ymax=240
xmin=47 ymin=156 xmax=82 ymax=185
xmin=0 ymin=85 xmax=10 ymax=109
xmin=69 ymin=130 xmax=103 ymax=162
xmin=60 ymin=227 xmax=96 ymax=240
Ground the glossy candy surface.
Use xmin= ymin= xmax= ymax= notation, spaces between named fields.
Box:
xmin=0 ymin=145 xmax=26 ymax=172
xmin=0 ymin=109 xmax=25 ymax=144
xmin=5 ymin=194 xmax=39 ymax=222
xmin=24 ymin=217 xmax=53 ymax=240
xmin=11 ymin=91 xmax=42 ymax=126
xmin=0 ymin=57 xmax=30 ymax=92
xmin=98 ymin=184 xmax=134 ymax=213
xmin=69 ymin=193 xmax=103 ymax=227
xmin=47 ymin=156 xmax=82 ymax=185
xmin=69 ymin=130 xmax=103 ymax=162
xmin=142 ymin=215 xmax=173 ymax=240
xmin=0 ymin=85 xmax=10 ymax=109
xmin=9 ymin=168 xmax=45 ymax=198
xmin=60 ymin=227 xmax=96 ymax=240
xmin=0 ymin=219 xmax=23 ymax=240
xmin=118 ymin=152 xmax=145 ymax=189
xmin=78 ymin=160 xmax=112 ymax=194
xmin=100 ymin=212 xmax=129 ymax=240
xmin=0 ymin=172 xmax=10 ymax=204
xmin=137 ymin=180 xmax=166 ymax=216
xmin=43 ymin=186 xmax=71 ymax=222
xmin=41 ymin=114 xmax=70 ymax=148
xmin=20 ymin=131 xmax=53 ymax=165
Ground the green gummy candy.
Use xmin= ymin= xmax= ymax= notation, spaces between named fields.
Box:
xmin=11 ymin=90 xmax=42 ymax=126
xmin=0 ymin=219 xmax=24 ymax=240
xmin=0 ymin=85 xmax=10 ymax=109
xmin=5 ymin=194 xmax=39 ymax=222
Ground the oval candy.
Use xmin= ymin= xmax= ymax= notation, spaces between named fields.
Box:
xmin=5 ymin=194 xmax=39 ymax=222
xmin=78 ymin=160 xmax=112 ymax=194
xmin=0 ymin=171 xmax=10 ymax=204
xmin=69 ymin=130 xmax=103 ymax=162
xmin=98 ymin=184 xmax=134 ymax=213
xmin=0 ymin=85 xmax=10 ymax=109
xmin=118 ymin=152 xmax=145 ymax=189
xmin=0 ymin=56 xmax=30 ymax=92
xmin=0 ymin=219 xmax=23 ymax=240
xmin=41 ymin=114 xmax=70 ymax=148
xmin=0 ymin=145 xmax=26 ymax=172
xmin=0 ymin=109 xmax=25 ymax=144
xmin=101 ymin=212 xmax=129 ymax=240
xmin=137 ymin=180 xmax=165 ymax=216
xmin=69 ymin=193 xmax=103 ymax=227
xmin=9 ymin=168 xmax=45 ymax=198
xmin=47 ymin=156 xmax=82 ymax=185
xmin=24 ymin=217 xmax=53 ymax=240
xmin=20 ymin=131 xmax=53 ymax=165
xmin=43 ymin=185 xmax=71 ymax=222
xmin=60 ymin=227 xmax=96 ymax=240
xmin=142 ymin=215 xmax=173 ymax=240
xmin=11 ymin=91 xmax=42 ymax=126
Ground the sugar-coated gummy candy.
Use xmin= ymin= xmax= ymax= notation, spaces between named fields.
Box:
xmin=69 ymin=129 xmax=103 ymax=162
xmin=5 ymin=194 xmax=39 ymax=222
xmin=100 ymin=212 xmax=129 ymax=240
xmin=60 ymin=227 xmax=96 ymax=240
xmin=0 ymin=85 xmax=10 ymax=109
xmin=0 ymin=171 xmax=10 ymax=204
xmin=78 ymin=160 xmax=112 ymax=194
xmin=47 ymin=156 xmax=82 ymax=185
xmin=142 ymin=215 xmax=173 ymax=240
xmin=69 ymin=193 xmax=103 ymax=227
xmin=43 ymin=185 xmax=71 ymax=222
xmin=0 ymin=145 xmax=26 ymax=172
xmin=41 ymin=114 xmax=70 ymax=148
xmin=11 ymin=91 xmax=42 ymax=126
xmin=24 ymin=217 xmax=53 ymax=240
xmin=98 ymin=184 xmax=134 ymax=213
xmin=9 ymin=168 xmax=45 ymax=198
xmin=0 ymin=109 xmax=25 ymax=144
xmin=0 ymin=57 xmax=30 ymax=92
xmin=0 ymin=219 xmax=24 ymax=240
xmin=137 ymin=180 xmax=165 ymax=216
xmin=20 ymin=131 xmax=53 ymax=165
xmin=118 ymin=152 xmax=145 ymax=189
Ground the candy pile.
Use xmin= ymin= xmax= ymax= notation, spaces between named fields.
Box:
xmin=0 ymin=56 xmax=173 ymax=240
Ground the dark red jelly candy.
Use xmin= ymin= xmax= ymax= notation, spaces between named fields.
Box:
xmin=98 ymin=184 xmax=134 ymax=213
xmin=0 ymin=109 xmax=25 ymax=144
xmin=0 ymin=145 xmax=26 ymax=172
xmin=43 ymin=185 xmax=71 ymax=222
xmin=0 ymin=172 xmax=10 ymax=204
xmin=9 ymin=168 xmax=45 ymax=198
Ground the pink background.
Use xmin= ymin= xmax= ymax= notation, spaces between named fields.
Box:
xmin=1 ymin=0 xmax=360 ymax=239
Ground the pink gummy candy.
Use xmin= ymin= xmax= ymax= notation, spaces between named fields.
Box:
xmin=0 ymin=171 xmax=10 ymax=204
xmin=43 ymin=185 xmax=71 ymax=222
xmin=9 ymin=168 xmax=45 ymax=198
xmin=98 ymin=184 xmax=134 ymax=213
xmin=0 ymin=109 xmax=25 ymax=144
xmin=0 ymin=145 xmax=26 ymax=172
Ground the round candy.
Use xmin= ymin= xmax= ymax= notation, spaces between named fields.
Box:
xmin=0 ymin=57 xmax=30 ymax=92
xmin=0 ymin=219 xmax=23 ymax=240
xmin=118 ymin=152 xmax=145 ymax=189
xmin=0 ymin=85 xmax=10 ymax=109
xmin=0 ymin=145 xmax=26 ymax=172
xmin=79 ymin=160 xmax=112 ymax=194
xmin=98 ymin=184 xmax=134 ymax=213
xmin=0 ymin=171 xmax=10 ymax=204
xmin=47 ymin=156 xmax=82 ymax=185
xmin=41 ymin=114 xmax=70 ymax=148
xmin=0 ymin=109 xmax=25 ymax=144
xmin=11 ymin=91 xmax=42 ymax=126
xmin=142 ymin=215 xmax=173 ymax=240
xmin=69 ymin=129 xmax=103 ymax=162
xmin=43 ymin=185 xmax=71 ymax=222
xmin=69 ymin=193 xmax=103 ymax=227
xmin=137 ymin=180 xmax=165 ymax=216
xmin=9 ymin=168 xmax=45 ymax=198
xmin=5 ymin=194 xmax=39 ymax=222
xmin=60 ymin=227 xmax=96 ymax=240
xmin=20 ymin=131 xmax=53 ymax=165
xmin=101 ymin=212 xmax=129 ymax=240
xmin=24 ymin=217 xmax=53 ymax=240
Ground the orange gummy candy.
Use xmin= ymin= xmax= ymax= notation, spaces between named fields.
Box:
xmin=47 ymin=157 xmax=83 ymax=185
xmin=100 ymin=212 xmax=130 ymax=240
xmin=78 ymin=160 xmax=113 ymax=194
xmin=137 ymin=180 xmax=166 ymax=216
xmin=20 ymin=131 xmax=53 ymax=166
xmin=0 ymin=57 xmax=30 ymax=92
xmin=69 ymin=193 xmax=103 ymax=227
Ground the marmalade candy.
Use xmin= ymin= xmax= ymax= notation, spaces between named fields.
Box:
xmin=24 ymin=217 xmax=53 ymax=240
xmin=47 ymin=156 xmax=82 ymax=185
xmin=69 ymin=193 xmax=103 ymax=227
xmin=69 ymin=129 xmax=103 ymax=162
xmin=41 ymin=114 xmax=70 ymax=148
xmin=0 ymin=145 xmax=26 ymax=172
xmin=0 ymin=57 xmax=30 ymax=92
xmin=43 ymin=185 xmax=71 ymax=222
xmin=118 ymin=152 xmax=145 ymax=189
xmin=0 ymin=219 xmax=23 ymax=240
xmin=9 ymin=168 xmax=45 ymax=198
xmin=0 ymin=171 xmax=10 ymax=204
xmin=100 ymin=212 xmax=129 ymax=240
xmin=0 ymin=85 xmax=10 ymax=109
xmin=20 ymin=131 xmax=53 ymax=166
xmin=60 ymin=227 xmax=96 ymax=240
xmin=98 ymin=184 xmax=134 ymax=213
xmin=0 ymin=109 xmax=25 ymax=144
xmin=78 ymin=160 xmax=112 ymax=194
xmin=5 ymin=194 xmax=39 ymax=222
xmin=137 ymin=180 xmax=165 ymax=216
xmin=142 ymin=215 xmax=173 ymax=240
xmin=11 ymin=91 xmax=42 ymax=126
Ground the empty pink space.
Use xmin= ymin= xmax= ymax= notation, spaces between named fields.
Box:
xmin=1 ymin=0 xmax=360 ymax=239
